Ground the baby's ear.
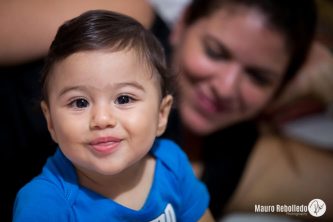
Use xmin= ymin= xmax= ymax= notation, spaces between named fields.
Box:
xmin=157 ymin=95 xmax=173 ymax=136
xmin=41 ymin=101 xmax=58 ymax=143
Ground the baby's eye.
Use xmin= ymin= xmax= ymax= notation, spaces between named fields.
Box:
xmin=115 ymin=95 xmax=133 ymax=105
xmin=70 ymin=98 xmax=89 ymax=108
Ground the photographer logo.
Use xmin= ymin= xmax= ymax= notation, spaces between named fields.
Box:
xmin=254 ymin=199 xmax=326 ymax=218
xmin=308 ymin=199 xmax=326 ymax=217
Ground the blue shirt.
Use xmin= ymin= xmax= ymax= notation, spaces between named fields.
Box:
xmin=13 ymin=139 xmax=209 ymax=222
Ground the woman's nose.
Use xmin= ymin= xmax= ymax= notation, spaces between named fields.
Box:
xmin=90 ymin=104 xmax=116 ymax=129
xmin=212 ymin=62 xmax=241 ymax=98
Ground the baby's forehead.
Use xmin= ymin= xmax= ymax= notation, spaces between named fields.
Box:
xmin=50 ymin=49 xmax=159 ymax=83
xmin=99 ymin=47 xmax=156 ymax=69
xmin=59 ymin=49 xmax=160 ymax=81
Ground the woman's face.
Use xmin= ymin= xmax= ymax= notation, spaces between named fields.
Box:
xmin=171 ymin=6 xmax=290 ymax=135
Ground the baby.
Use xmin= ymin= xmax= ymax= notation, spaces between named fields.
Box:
xmin=13 ymin=10 xmax=213 ymax=222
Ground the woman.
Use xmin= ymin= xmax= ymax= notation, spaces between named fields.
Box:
xmin=161 ymin=0 xmax=318 ymax=219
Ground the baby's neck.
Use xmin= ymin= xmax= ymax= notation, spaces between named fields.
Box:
xmin=77 ymin=155 xmax=156 ymax=210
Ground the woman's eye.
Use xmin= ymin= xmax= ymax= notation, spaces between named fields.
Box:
xmin=70 ymin=98 xmax=89 ymax=108
xmin=247 ymin=70 xmax=272 ymax=87
xmin=115 ymin=95 xmax=133 ymax=105
xmin=205 ymin=46 xmax=229 ymax=60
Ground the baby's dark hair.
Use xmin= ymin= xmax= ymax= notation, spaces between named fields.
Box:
xmin=41 ymin=9 xmax=173 ymax=102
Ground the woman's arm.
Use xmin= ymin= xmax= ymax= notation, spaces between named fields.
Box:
xmin=226 ymin=130 xmax=333 ymax=221
xmin=198 ymin=209 xmax=215 ymax=222
xmin=0 ymin=0 xmax=154 ymax=65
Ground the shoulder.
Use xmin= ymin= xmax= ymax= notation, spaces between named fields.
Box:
xmin=13 ymin=149 xmax=79 ymax=221
xmin=151 ymin=139 xmax=211 ymax=221
xmin=151 ymin=138 xmax=189 ymax=172
xmin=13 ymin=178 xmax=73 ymax=221
xmin=152 ymin=138 xmax=184 ymax=154
xmin=151 ymin=138 xmax=199 ymax=185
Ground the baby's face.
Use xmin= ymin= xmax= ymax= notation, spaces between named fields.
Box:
xmin=41 ymin=49 xmax=172 ymax=176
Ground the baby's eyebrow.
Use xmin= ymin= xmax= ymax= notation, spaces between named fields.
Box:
xmin=58 ymin=81 xmax=146 ymax=97
xmin=113 ymin=81 xmax=145 ymax=92
xmin=58 ymin=85 xmax=87 ymax=97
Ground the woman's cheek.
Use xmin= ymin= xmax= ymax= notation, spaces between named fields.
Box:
xmin=242 ymin=83 xmax=274 ymax=114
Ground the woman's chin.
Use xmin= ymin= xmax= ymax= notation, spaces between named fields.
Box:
xmin=181 ymin=109 xmax=219 ymax=136
xmin=180 ymin=106 xmax=243 ymax=135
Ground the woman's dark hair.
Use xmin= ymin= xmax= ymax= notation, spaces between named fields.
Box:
xmin=184 ymin=0 xmax=317 ymax=94
xmin=41 ymin=9 xmax=173 ymax=102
